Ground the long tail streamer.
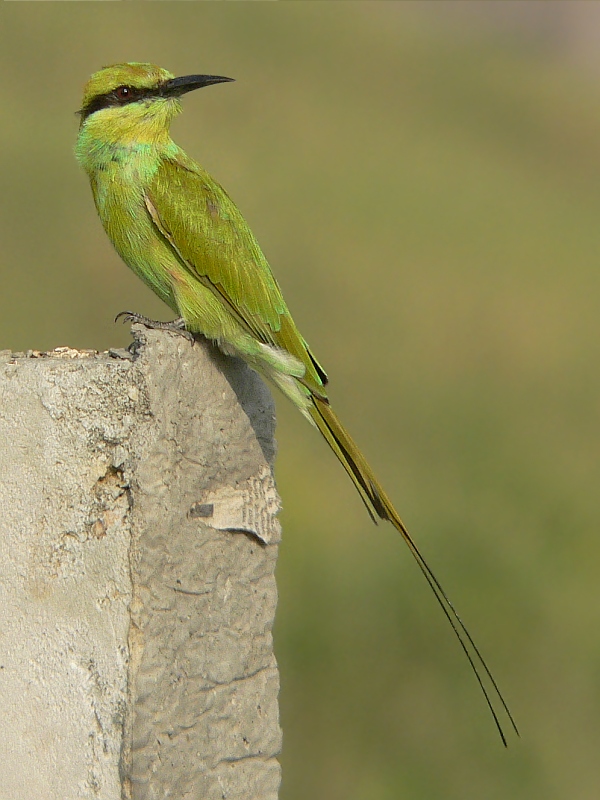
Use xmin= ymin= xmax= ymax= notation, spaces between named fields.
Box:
xmin=309 ymin=395 xmax=519 ymax=745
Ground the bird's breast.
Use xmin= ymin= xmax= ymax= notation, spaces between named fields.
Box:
xmin=90 ymin=155 xmax=180 ymax=312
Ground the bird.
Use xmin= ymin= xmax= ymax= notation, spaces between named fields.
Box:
xmin=75 ymin=62 xmax=517 ymax=744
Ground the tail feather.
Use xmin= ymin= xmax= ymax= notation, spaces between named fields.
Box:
xmin=309 ymin=395 xmax=380 ymax=521
xmin=309 ymin=394 xmax=518 ymax=746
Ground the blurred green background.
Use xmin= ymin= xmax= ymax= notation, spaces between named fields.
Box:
xmin=2 ymin=2 xmax=600 ymax=797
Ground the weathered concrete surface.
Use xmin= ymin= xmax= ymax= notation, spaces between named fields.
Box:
xmin=0 ymin=327 xmax=282 ymax=800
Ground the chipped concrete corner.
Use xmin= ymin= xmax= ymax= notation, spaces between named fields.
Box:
xmin=0 ymin=327 xmax=282 ymax=800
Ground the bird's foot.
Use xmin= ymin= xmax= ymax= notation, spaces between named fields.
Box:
xmin=115 ymin=311 xmax=195 ymax=344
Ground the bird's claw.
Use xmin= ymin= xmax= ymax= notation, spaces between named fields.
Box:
xmin=115 ymin=311 xmax=195 ymax=344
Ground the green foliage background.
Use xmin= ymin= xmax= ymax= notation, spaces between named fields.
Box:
xmin=1 ymin=3 xmax=599 ymax=798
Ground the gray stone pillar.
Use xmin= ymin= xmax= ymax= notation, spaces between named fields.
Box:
xmin=0 ymin=327 xmax=282 ymax=800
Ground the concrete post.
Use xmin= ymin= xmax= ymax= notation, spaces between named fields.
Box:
xmin=0 ymin=326 xmax=282 ymax=800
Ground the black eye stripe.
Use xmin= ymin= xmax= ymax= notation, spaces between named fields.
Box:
xmin=79 ymin=85 xmax=161 ymax=121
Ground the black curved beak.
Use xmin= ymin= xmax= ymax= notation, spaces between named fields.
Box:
xmin=161 ymin=74 xmax=234 ymax=97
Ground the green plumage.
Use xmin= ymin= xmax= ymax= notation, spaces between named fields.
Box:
xmin=76 ymin=62 xmax=516 ymax=743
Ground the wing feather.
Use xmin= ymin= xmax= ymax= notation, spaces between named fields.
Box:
xmin=146 ymin=150 xmax=327 ymax=389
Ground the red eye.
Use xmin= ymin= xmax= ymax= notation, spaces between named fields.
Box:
xmin=115 ymin=86 xmax=130 ymax=100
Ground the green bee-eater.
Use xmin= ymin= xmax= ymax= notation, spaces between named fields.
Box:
xmin=76 ymin=63 xmax=516 ymax=743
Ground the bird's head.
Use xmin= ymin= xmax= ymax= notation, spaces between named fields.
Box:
xmin=77 ymin=62 xmax=233 ymax=146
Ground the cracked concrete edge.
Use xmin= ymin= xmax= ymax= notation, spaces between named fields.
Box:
xmin=0 ymin=327 xmax=282 ymax=800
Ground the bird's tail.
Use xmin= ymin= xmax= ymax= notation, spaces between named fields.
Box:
xmin=308 ymin=394 xmax=519 ymax=745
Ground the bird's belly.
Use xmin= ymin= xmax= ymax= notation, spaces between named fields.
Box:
xmin=97 ymin=185 xmax=180 ymax=312
xmin=113 ymin=227 xmax=180 ymax=313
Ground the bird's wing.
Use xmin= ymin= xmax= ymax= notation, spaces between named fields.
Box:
xmin=145 ymin=152 xmax=327 ymax=389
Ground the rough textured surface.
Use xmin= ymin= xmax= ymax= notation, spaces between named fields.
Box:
xmin=0 ymin=328 xmax=281 ymax=800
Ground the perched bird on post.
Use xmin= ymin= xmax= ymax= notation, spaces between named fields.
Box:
xmin=76 ymin=62 xmax=517 ymax=743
